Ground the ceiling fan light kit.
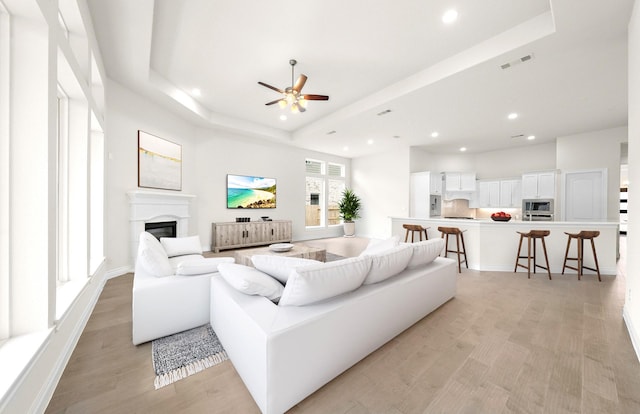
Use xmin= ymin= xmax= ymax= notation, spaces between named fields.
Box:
xmin=259 ymin=59 xmax=329 ymax=114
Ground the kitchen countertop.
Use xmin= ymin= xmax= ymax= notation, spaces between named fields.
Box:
xmin=390 ymin=217 xmax=619 ymax=274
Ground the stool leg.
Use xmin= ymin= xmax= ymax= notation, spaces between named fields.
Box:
xmin=578 ymin=238 xmax=583 ymax=280
xmin=424 ymin=229 xmax=429 ymax=240
xmin=514 ymin=234 xmax=524 ymax=272
xmin=527 ymin=236 xmax=532 ymax=279
xmin=404 ymin=229 xmax=409 ymax=243
xmin=419 ymin=230 xmax=423 ymax=242
xmin=532 ymin=237 xmax=537 ymax=275
xmin=562 ymin=236 xmax=572 ymax=274
xmin=455 ymin=234 xmax=462 ymax=273
xmin=590 ymin=238 xmax=602 ymax=282
xmin=460 ymin=232 xmax=468 ymax=269
xmin=443 ymin=234 xmax=449 ymax=258
xmin=541 ymin=237 xmax=551 ymax=280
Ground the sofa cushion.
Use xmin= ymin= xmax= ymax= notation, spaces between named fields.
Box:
xmin=358 ymin=236 xmax=400 ymax=256
xmin=278 ymin=256 xmax=372 ymax=307
xmin=176 ymin=257 xmax=235 ymax=276
xmin=406 ymin=238 xmax=445 ymax=269
xmin=251 ymin=255 xmax=321 ymax=283
xmin=160 ymin=235 xmax=203 ymax=258
xmin=137 ymin=231 xmax=173 ymax=277
xmin=218 ymin=263 xmax=284 ymax=302
xmin=169 ymin=254 xmax=205 ymax=271
xmin=363 ymin=244 xmax=413 ymax=285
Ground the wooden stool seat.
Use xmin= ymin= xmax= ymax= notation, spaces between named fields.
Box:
xmin=438 ymin=226 xmax=467 ymax=273
xmin=403 ymin=224 xmax=429 ymax=242
xmin=514 ymin=230 xmax=551 ymax=279
xmin=562 ymin=230 xmax=601 ymax=281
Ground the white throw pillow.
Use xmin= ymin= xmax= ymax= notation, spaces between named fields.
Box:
xmin=363 ymin=244 xmax=413 ymax=285
xmin=406 ymin=238 xmax=445 ymax=269
xmin=278 ymin=256 xmax=372 ymax=307
xmin=358 ymin=236 xmax=400 ymax=256
xmin=176 ymin=257 xmax=235 ymax=276
xmin=137 ymin=231 xmax=173 ymax=277
xmin=251 ymin=255 xmax=321 ymax=283
xmin=160 ymin=235 xmax=202 ymax=258
xmin=218 ymin=263 xmax=284 ymax=302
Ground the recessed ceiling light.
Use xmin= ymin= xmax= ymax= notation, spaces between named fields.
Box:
xmin=343 ymin=146 xmax=349 ymax=151
xmin=459 ymin=147 xmax=467 ymax=152
xmin=431 ymin=131 xmax=439 ymax=138
xmin=508 ymin=112 xmax=518 ymax=120
xmin=367 ymin=139 xmax=374 ymax=145
xmin=279 ymin=115 xmax=287 ymax=121
xmin=393 ymin=135 xmax=401 ymax=139
xmin=527 ymin=135 xmax=536 ymax=140
xmin=442 ymin=9 xmax=458 ymax=24
xmin=191 ymin=88 xmax=201 ymax=96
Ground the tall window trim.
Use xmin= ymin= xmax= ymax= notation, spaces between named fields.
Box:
xmin=0 ymin=3 xmax=11 ymax=343
xmin=56 ymin=85 xmax=70 ymax=285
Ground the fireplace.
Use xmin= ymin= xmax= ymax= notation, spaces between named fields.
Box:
xmin=145 ymin=221 xmax=177 ymax=240
xmin=127 ymin=190 xmax=196 ymax=263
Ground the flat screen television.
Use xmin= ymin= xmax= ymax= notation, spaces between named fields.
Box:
xmin=227 ymin=174 xmax=276 ymax=209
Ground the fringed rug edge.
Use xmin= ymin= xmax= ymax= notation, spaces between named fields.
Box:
xmin=154 ymin=350 xmax=229 ymax=390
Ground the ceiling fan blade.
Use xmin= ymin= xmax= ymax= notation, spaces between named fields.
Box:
xmin=258 ymin=81 xmax=284 ymax=94
xmin=265 ymin=99 xmax=283 ymax=106
xmin=293 ymin=74 xmax=307 ymax=93
xmin=302 ymin=94 xmax=329 ymax=101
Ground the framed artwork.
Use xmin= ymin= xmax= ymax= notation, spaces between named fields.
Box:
xmin=138 ymin=130 xmax=182 ymax=191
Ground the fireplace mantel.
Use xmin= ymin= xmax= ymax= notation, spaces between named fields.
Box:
xmin=127 ymin=190 xmax=196 ymax=263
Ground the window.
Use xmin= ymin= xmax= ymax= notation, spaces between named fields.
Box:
xmin=0 ymin=3 xmax=9 ymax=344
xmin=57 ymin=85 xmax=70 ymax=285
xmin=305 ymin=159 xmax=346 ymax=228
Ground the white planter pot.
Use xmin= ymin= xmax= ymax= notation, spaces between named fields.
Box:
xmin=343 ymin=222 xmax=356 ymax=237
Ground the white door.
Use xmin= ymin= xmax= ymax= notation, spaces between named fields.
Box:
xmin=564 ymin=169 xmax=607 ymax=221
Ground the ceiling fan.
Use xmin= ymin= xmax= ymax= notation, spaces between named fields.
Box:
xmin=258 ymin=59 xmax=329 ymax=113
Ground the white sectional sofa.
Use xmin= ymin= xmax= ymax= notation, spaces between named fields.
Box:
xmin=210 ymin=238 xmax=457 ymax=414
xmin=132 ymin=232 xmax=233 ymax=345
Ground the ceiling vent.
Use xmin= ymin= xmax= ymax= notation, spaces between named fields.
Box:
xmin=500 ymin=54 xmax=534 ymax=70
xmin=377 ymin=109 xmax=392 ymax=116
xmin=510 ymin=134 xmax=525 ymax=139
xmin=326 ymin=130 xmax=337 ymax=135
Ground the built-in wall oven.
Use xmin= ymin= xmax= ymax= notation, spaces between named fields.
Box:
xmin=522 ymin=199 xmax=554 ymax=221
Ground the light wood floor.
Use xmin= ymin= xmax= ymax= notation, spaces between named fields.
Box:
xmin=46 ymin=237 xmax=640 ymax=413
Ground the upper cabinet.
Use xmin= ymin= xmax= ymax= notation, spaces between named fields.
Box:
xmin=475 ymin=179 xmax=521 ymax=208
xmin=444 ymin=172 xmax=476 ymax=192
xmin=430 ymin=173 xmax=443 ymax=195
xmin=522 ymin=171 xmax=556 ymax=199
xmin=410 ymin=171 xmax=442 ymax=218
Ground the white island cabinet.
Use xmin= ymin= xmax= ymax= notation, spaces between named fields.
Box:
xmin=390 ymin=217 xmax=618 ymax=274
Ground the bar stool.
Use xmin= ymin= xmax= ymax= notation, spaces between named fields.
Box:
xmin=403 ymin=224 xmax=429 ymax=242
xmin=514 ymin=230 xmax=551 ymax=280
xmin=438 ymin=226 xmax=467 ymax=273
xmin=562 ymin=231 xmax=601 ymax=281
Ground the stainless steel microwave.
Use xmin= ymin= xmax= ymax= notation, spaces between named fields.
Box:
xmin=522 ymin=199 xmax=554 ymax=220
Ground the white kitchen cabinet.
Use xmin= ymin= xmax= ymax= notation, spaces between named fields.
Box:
xmin=478 ymin=180 xmax=500 ymax=208
xmin=522 ymin=171 xmax=555 ymax=199
xmin=444 ymin=172 xmax=476 ymax=191
xmin=500 ymin=180 xmax=521 ymax=208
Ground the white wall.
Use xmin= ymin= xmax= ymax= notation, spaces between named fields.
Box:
xmin=410 ymin=141 xmax=556 ymax=179
xmin=105 ymin=80 xmax=199 ymax=272
xmin=624 ymin=0 xmax=640 ymax=362
xmin=352 ymin=147 xmax=411 ymax=238
xmin=194 ymin=128 xmax=350 ymax=248
xmin=105 ymin=81 xmax=350 ymax=272
xmin=556 ymin=126 xmax=627 ymax=221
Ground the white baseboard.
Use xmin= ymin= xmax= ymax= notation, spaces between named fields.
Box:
xmin=623 ymin=305 xmax=640 ymax=363
xmin=105 ymin=265 xmax=133 ymax=279
xmin=31 ymin=273 xmax=109 ymax=413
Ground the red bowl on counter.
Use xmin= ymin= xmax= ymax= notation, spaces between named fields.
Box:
xmin=491 ymin=216 xmax=512 ymax=222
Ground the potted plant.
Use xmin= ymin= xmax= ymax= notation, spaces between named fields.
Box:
xmin=338 ymin=188 xmax=362 ymax=237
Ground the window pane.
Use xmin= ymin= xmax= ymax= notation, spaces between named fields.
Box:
xmin=328 ymin=163 xmax=344 ymax=177
xmin=305 ymin=159 xmax=323 ymax=174
xmin=328 ymin=180 xmax=345 ymax=225
xmin=305 ymin=177 xmax=324 ymax=227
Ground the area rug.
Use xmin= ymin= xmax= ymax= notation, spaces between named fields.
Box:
xmin=152 ymin=324 xmax=228 ymax=389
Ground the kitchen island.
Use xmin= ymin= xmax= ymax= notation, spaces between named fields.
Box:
xmin=390 ymin=217 xmax=619 ymax=275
